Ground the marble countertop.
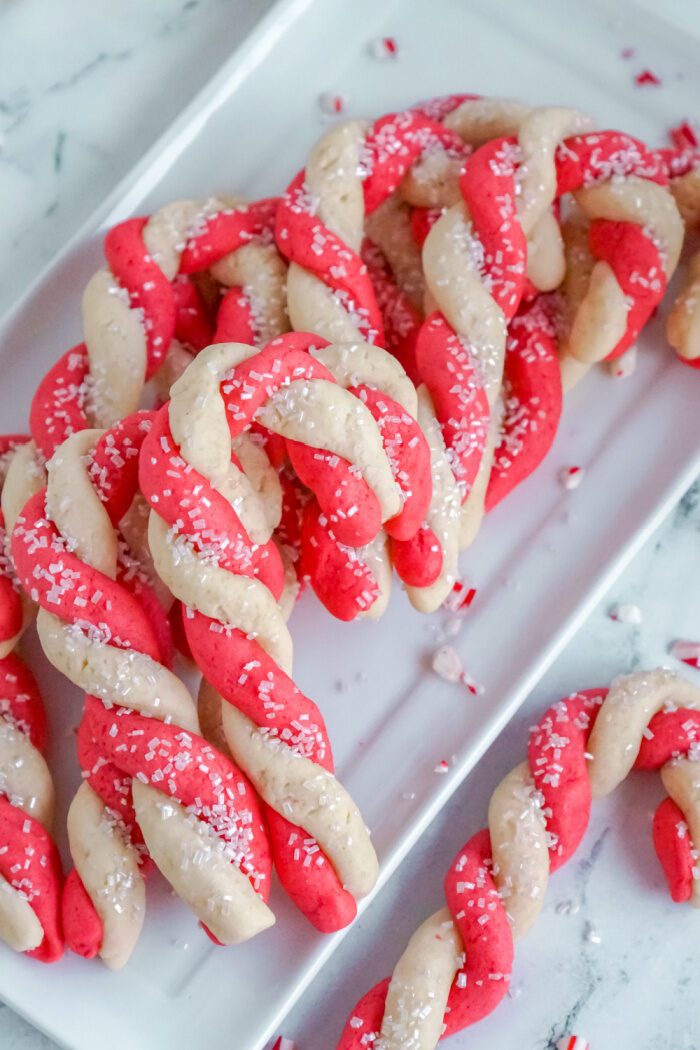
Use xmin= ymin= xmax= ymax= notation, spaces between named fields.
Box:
xmin=2 ymin=1 xmax=700 ymax=1048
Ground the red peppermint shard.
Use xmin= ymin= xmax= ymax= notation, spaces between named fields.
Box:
xmin=670 ymin=639 xmax=700 ymax=669
xmin=635 ymin=69 xmax=661 ymax=86
xmin=444 ymin=581 xmax=478 ymax=612
xmin=670 ymin=120 xmax=699 ymax=151
xmin=272 ymin=1038 xmax=296 ymax=1050
xmin=559 ymin=466 xmax=584 ymax=491
xmin=461 ymin=670 xmax=484 ymax=696
xmin=319 ymin=92 xmax=345 ymax=115
xmin=370 ymin=36 xmax=399 ymax=59
xmin=557 ymin=1038 xmax=590 ymax=1050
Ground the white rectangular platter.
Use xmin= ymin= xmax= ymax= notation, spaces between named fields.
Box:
xmin=1 ymin=0 xmax=699 ymax=1047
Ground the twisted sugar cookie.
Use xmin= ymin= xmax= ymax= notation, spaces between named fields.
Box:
xmin=140 ymin=338 xmax=379 ymax=931
xmin=277 ymin=114 xmax=462 ymax=613
xmin=0 ymin=437 xmax=62 ymax=963
xmin=12 ymin=414 xmax=273 ymax=969
xmin=338 ymin=669 xmax=700 ymax=1050
xmin=662 ymin=148 xmax=700 ymax=366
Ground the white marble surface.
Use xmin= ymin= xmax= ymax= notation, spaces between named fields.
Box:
xmin=2 ymin=1 xmax=700 ymax=1048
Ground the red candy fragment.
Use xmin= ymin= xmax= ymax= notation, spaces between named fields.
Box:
xmin=444 ymin=582 xmax=477 ymax=612
xmin=319 ymin=92 xmax=345 ymax=115
xmin=369 ymin=36 xmax=398 ymax=59
xmin=670 ymin=639 xmax=700 ymax=668
xmin=635 ymin=69 xmax=662 ymax=86
xmin=670 ymin=120 xmax=699 ymax=151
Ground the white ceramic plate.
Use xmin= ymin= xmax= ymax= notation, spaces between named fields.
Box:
xmin=1 ymin=0 xmax=698 ymax=1047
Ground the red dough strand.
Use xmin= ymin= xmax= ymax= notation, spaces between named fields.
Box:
xmin=0 ymin=435 xmax=63 ymax=963
xmin=486 ymin=296 xmax=563 ymax=511
xmin=0 ymin=655 xmax=63 ymax=963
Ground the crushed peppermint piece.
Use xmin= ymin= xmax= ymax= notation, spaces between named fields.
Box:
xmin=557 ymin=1037 xmax=590 ymax=1050
xmin=635 ymin=69 xmax=661 ymax=86
xmin=432 ymin=645 xmax=463 ymax=683
xmin=272 ymin=1039 xmax=296 ymax=1050
xmin=444 ymin=581 xmax=477 ymax=612
xmin=584 ymin=921 xmax=602 ymax=945
xmin=442 ymin=617 xmax=463 ymax=640
xmin=670 ymin=120 xmax=699 ymax=150
xmin=559 ymin=466 xmax=584 ymax=490
xmin=609 ymin=602 xmax=642 ymax=625
xmin=319 ymin=92 xmax=345 ymax=115
xmin=460 ymin=671 xmax=484 ymax=696
xmin=369 ymin=36 xmax=399 ymax=59
xmin=621 ymin=47 xmax=635 ymax=59
xmin=609 ymin=345 xmax=637 ymax=378
xmin=670 ymin=639 xmax=700 ymax=669
xmin=433 ymin=760 xmax=449 ymax=774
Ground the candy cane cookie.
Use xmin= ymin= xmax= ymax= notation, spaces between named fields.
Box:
xmin=140 ymin=337 xmax=380 ymax=931
xmin=289 ymin=102 xmax=581 ymax=612
xmin=277 ymin=115 xmax=462 ymax=614
xmin=12 ymin=414 xmax=274 ymax=969
xmin=0 ymin=437 xmax=63 ymax=963
xmin=387 ymin=122 xmax=684 ymax=604
xmin=369 ymin=99 xmax=584 ymax=557
xmin=663 ymin=148 xmax=700 ymax=365
xmin=337 ymin=669 xmax=700 ymax=1050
